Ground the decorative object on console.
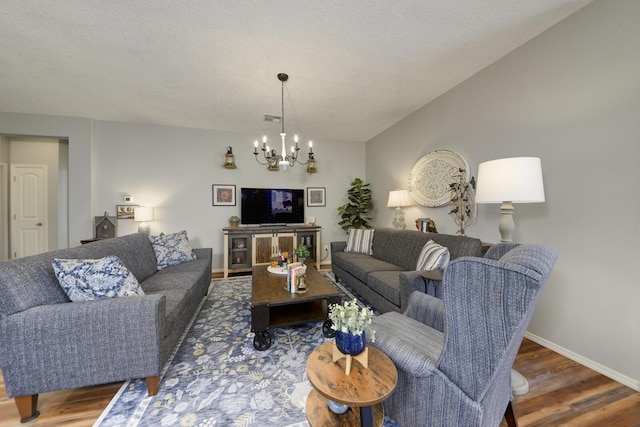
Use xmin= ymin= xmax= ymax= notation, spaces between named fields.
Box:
xmin=387 ymin=189 xmax=412 ymax=229
xmin=212 ymin=184 xmax=236 ymax=206
xmin=475 ymin=157 xmax=545 ymax=242
xmin=337 ymin=177 xmax=373 ymax=231
xmin=408 ymin=149 xmax=470 ymax=207
xmin=306 ymin=186 xmax=326 ymax=207
xmin=252 ymin=73 xmax=316 ymax=172
xmin=94 ymin=211 xmax=117 ymax=239
xmin=134 ymin=206 xmax=153 ymax=234
xmin=224 ymin=146 xmax=236 ymax=169
xmin=416 ymin=217 xmax=437 ymax=233
xmin=449 ymin=168 xmax=476 ymax=236
xmin=228 ymin=215 xmax=240 ymax=227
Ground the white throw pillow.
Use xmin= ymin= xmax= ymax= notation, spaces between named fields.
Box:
xmin=416 ymin=240 xmax=450 ymax=270
xmin=344 ymin=228 xmax=375 ymax=255
xmin=148 ymin=230 xmax=197 ymax=270
xmin=52 ymin=255 xmax=144 ymax=302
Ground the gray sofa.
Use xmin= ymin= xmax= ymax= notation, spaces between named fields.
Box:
xmin=0 ymin=233 xmax=212 ymax=422
xmin=331 ymin=228 xmax=483 ymax=313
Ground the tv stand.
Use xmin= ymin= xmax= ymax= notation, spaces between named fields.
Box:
xmin=223 ymin=225 xmax=322 ymax=278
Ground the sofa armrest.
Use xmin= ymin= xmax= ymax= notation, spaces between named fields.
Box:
xmin=398 ymin=271 xmax=428 ymax=312
xmin=403 ymin=291 xmax=445 ymax=332
xmin=0 ymin=294 xmax=165 ymax=397
xmin=330 ymin=241 xmax=347 ymax=255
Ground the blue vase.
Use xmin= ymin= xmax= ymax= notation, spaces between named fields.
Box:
xmin=335 ymin=331 xmax=366 ymax=356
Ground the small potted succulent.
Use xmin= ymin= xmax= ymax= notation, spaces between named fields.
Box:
xmin=328 ymin=299 xmax=375 ymax=356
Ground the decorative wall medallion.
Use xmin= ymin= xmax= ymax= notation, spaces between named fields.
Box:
xmin=407 ymin=150 xmax=470 ymax=207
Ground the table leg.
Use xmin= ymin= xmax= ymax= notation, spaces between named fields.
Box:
xmin=360 ymin=406 xmax=373 ymax=427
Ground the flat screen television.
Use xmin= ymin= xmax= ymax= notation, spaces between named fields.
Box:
xmin=240 ymin=188 xmax=305 ymax=225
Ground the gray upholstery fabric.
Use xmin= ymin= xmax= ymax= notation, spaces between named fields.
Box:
xmin=372 ymin=243 xmax=557 ymax=427
xmin=0 ymin=233 xmax=212 ymax=399
xmin=331 ymin=228 xmax=483 ymax=313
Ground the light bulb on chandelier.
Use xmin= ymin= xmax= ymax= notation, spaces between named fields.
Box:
xmin=253 ymin=73 xmax=317 ymax=173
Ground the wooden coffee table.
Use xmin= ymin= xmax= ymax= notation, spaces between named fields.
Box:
xmin=306 ymin=342 xmax=397 ymax=427
xmin=251 ymin=265 xmax=343 ymax=350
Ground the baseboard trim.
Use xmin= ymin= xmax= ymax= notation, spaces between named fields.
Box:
xmin=525 ymin=332 xmax=640 ymax=392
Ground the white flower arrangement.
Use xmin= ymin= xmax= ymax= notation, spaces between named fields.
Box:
xmin=328 ymin=299 xmax=376 ymax=342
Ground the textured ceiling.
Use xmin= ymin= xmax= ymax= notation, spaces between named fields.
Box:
xmin=0 ymin=0 xmax=592 ymax=142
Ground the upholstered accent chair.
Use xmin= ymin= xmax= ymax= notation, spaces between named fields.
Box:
xmin=371 ymin=243 xmax=557 ymax=427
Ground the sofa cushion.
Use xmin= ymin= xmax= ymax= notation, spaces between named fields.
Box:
xmin=149 ymin=231 xmax=197 ymax=270
xmin=333 ymin=251 xmax=403 ymax=283
xmin=345 ymin=228 xmax=374 ymax=255
xmin=52 ymin=255 xmax=145 ymax=301
xmin=82 ymin=233 xmax=159 ymax=282
xmin=416 ymin=240 xmax=450 ymax=271
xmin=367 ymin=270 xmax=405 ymax=306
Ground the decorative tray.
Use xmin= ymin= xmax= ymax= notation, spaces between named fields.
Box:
xmin=267 ymin=266 xmax=288 ymax=275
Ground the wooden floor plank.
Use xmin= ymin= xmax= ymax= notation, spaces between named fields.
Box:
xmin=1 ymin=339 xmax=639 ymax=426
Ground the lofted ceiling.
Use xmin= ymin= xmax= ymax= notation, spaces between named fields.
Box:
xmin=0 ymin=0 xmax=592 ymax=142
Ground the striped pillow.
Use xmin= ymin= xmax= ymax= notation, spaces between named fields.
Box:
xmin=416 ymin=240 xmax=450 ymax=270
xmin=345 ymin=228 xmax=375 ymax=255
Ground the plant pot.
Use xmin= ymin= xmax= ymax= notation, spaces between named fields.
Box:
xmin=335 ymin=331 xmax=366 ymax=356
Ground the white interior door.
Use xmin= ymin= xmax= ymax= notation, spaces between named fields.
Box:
xmin=10 ymin=164 xmax=48 ymax=258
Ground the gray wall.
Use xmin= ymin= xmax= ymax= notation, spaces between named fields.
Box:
xmin=367 ymin=0 xmax=639 ymax=388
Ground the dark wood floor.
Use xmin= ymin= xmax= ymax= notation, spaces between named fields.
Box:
xmin=1 ymin=338 xmax=639 ymax=426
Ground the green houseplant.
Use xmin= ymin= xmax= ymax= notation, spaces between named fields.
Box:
xmin=329 ymin=299 xmax=375 ymax=356
xmin=337 ymin=177 xmax=373 ymax=231
xmin=293 ymin=245 xmax=310 ymax=262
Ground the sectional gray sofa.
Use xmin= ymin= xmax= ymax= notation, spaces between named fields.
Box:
xmin=331 ymin=228 xmax=483 ymax=313
xmin=0 ymin=233 xmax=212 ymax=422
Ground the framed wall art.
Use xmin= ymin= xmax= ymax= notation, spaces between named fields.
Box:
xmin=306 ymin=187 xmax=326 ymax=207
xmin=212 ymin=184 xmax=236 ymax=206
xmin=116 ymin=204 xmax=138 ymax=219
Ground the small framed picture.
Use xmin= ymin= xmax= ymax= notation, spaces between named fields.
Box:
xmin=307 ymin=187 xmax=326 ymax=207
xmin=116 ymin=204 xmax=139 ymax=219
xmin=212 ymin=184 xmax=236 ymax=206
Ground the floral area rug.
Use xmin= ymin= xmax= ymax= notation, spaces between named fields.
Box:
xmin=95 ymin=273 xmax=400 ymax=427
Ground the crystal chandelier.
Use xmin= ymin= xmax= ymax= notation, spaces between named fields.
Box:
xmin=253 ymin=73 xmax=317 ymax=173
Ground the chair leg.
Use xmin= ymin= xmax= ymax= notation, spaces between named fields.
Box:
xmin=504 ymin=401 xmax=517 ymax=427
xmin=146 ymin=376 xmax=160 ymax=396
xmin=14 ymin=394 xmax=40 ymax=423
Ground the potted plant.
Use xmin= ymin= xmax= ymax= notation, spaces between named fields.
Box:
xmin=293 ymin=245 xmax=310 ymax=263
xmin=337 ymin=177 xmax=373 ymax=231
xmin=328 ymin=299 xmax=375 ymax=356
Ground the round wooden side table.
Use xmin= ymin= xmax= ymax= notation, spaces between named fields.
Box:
xmin=306 ymin=342 xmax=397 ymax=427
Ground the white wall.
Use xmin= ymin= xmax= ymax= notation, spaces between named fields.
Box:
xmin=93 ymin=120 xmax=365 ymax=270
xmin=366 ymin=0 xmax=639 ymax=388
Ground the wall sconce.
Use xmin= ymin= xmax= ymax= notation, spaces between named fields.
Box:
xmin=224 ymin=146 xmax=236 ymax=169
xmin=387 ymin=190 xmax=413 ymax=229
xmin=134 ymin=206 xmax=154 ymax=235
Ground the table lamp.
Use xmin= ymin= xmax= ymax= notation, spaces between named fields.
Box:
xmin=475 ymin=157 xmax=545 ymax=242
xmin=134 ymin=206 xmax=154 ymax=235
xmin=387 ymin=190 xmax=412 ymax=230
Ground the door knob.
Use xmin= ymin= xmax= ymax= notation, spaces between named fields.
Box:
xmin=36 ymin=222 xmax=43 ymax=226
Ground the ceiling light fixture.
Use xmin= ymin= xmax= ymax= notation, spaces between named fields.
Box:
xmin=253 ymin=73 xmax=316 ymax=173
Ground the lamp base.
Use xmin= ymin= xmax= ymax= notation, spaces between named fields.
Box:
xmin=499 ymin=201 xmax=515 ymax=242
xmin=392 ymin=207 xmax=406 ymax=230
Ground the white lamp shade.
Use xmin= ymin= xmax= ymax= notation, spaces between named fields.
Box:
xmin=387 ymin=190 xmax=413 ymax=207
xmin=475 ymin=157 xmax=545 ymax=203
xmin=134 ymin=206 xmax=154 ymax=222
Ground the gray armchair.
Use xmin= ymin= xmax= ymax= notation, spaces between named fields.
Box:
xmin=371 ymin=243 xmax=557 ymax=427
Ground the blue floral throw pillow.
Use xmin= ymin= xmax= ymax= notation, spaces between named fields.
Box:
xmin=52 ymin=255 xmax=145 ymax=302
xmin=148 ymin=230 xmax=197 ymax=270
